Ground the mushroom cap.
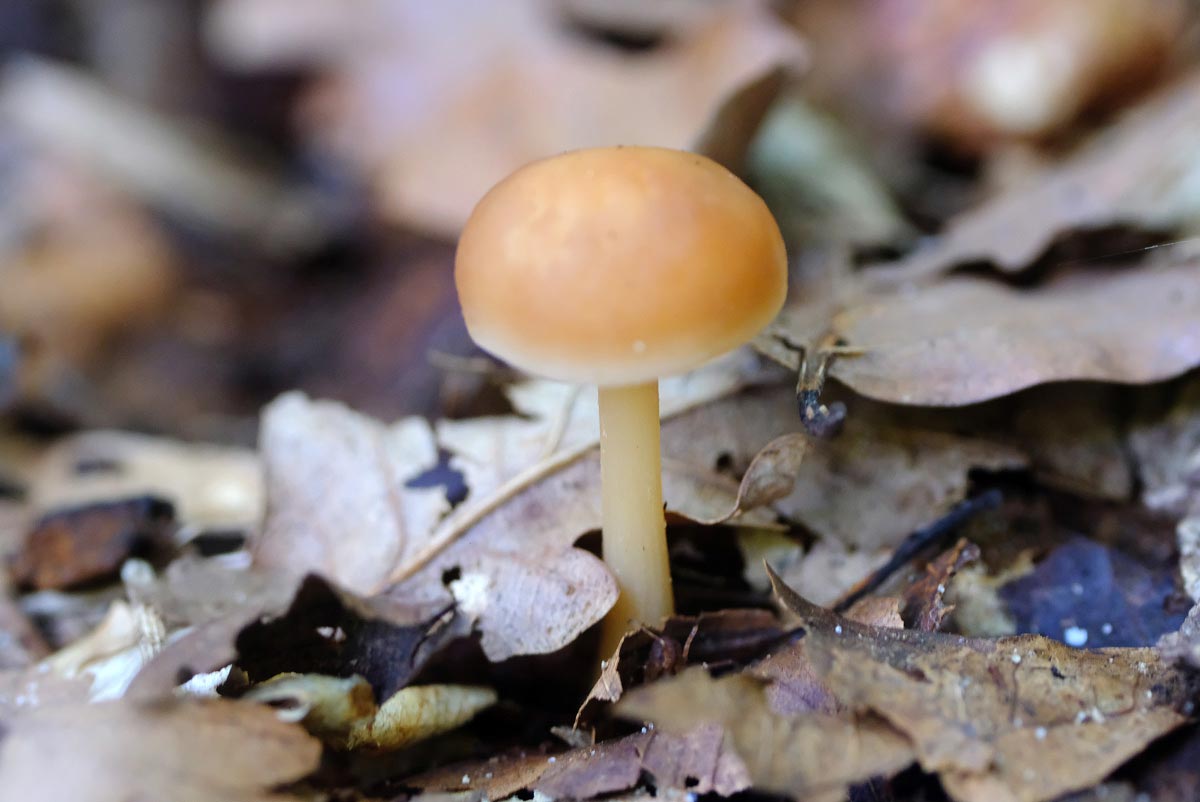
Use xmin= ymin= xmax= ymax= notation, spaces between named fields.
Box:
xmin=455 ymin=146 xmax=787 ymax=386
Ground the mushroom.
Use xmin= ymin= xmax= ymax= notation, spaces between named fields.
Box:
xmin=455 ymin=146 xmax=787 ymax=651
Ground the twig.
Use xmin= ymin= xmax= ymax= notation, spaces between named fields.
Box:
xmin=833 ymin=488 xmax=1003 ymax=613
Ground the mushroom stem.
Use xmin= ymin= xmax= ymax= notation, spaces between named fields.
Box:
xmin=598 ymin=381 xmax=674 ymax=655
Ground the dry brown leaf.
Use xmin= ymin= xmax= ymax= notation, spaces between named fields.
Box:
xmin=244 ymin=673 xmax=496 ymax=750
xmin=901 ymin=538 xmax=981 ymax=632
xmin=774 ymin=413 xmax=1024 ymax=548
xmin=769 ymin=568 xmax=1195 ymax=802
xmin=765 ymin=259 xmax=1200 ymax=406
xmin=0 ymin=698 xmax=321 ymax=802
xmin=617 ymin=667 xmax=915 ymax=801
xmin=208 ymin=0 xmax=805 ymax=235
xmin=892 ymin=66 xmax=1200 ymax=277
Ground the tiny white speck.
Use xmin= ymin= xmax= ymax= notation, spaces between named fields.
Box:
xmin=687 ymin=794 xmax=698 ymax=802
xmin=632 ymin=340 xmax=646 ymax=354
xmin=1064 ymin=626 xmax=1088 ymax=647
xmin=600 ymin=660 xmax=607 ymax=669
xmin=462 ymin=775 xmax=470 ymax=785
xmin=548 ymin=756 xmax=556 ymax=764
xmin=1071 ymin=582 xmax=1084 ymax=595
xmin=1101 ymin=623 xmax=1113 ymax=635
xmin=647 ymin=723 xmax=654 ymax=730
xmin=937 ymin=584 xmax=946 ymax=594
xmin=1035 ymin=727 xmax=1047 ymax=740
xmin=640 ymin=727 xmax=648 ymax=734
xmin=590 ymin=750 xmax=596 ymax=756
xmin=1076 ymin=711 xmax=1088 ymax=724
xmin=485 ymin=772 xmax=493 ymax=779
xmin=1146 ymin=690 xmax=1154 ymax=700
xmin=834 ymin=625 xmax=843 ymax=634
xmin=1011 ymin=653 xmax=1022 ymax=664
xmin=1091 ymin=707 xmax=1105 ymax=723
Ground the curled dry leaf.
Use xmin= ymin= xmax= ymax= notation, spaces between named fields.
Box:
xmin=208 ymin=0 xmax=805 ymax=235
xmin=765 ymin=259 xmax=1200 ymax=407
xmin=0 ymin=698 xmax=321 ymax=802
xmin=617 ymin=668 xmax=914 ymax=802
xmin=768 ymin=567 xmax=1196 ymax=802
xmin=892 ymin=66 xmax=1200 ymax=278
xmin=245 ymin=672 xmax=496 ymax=751
xmin=901 ymin=538 xmax=981 ymax=632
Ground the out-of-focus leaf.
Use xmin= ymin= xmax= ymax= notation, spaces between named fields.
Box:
xmin=29 ymin=431 xmax=263 ymax=535
xmin=894 ymin=66 xmax=1200 ymax=277
xmin=0 ymin=58 xmax=331 ymax=251
xmin=1129 ymin=376 xmax=1200 ymax=518
xmin=748 ymin=95 xmax=913 ymax=247
xmin=10 ymin=497 xmax=174 ymax=590
xmin=0 ymin=698 xmax=321 ymax=802
xmin=864 ymin=0 xmax=1183 ymax=147
xmin=207 ymin=0 xmax=805 ymax=235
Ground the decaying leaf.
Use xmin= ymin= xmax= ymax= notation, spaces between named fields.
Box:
xmin=617 ymin=668 xmax=915 ymax=802
xmin=11 ymin=497 xmax=174 ymax=590
xmin=1129 ymin=375 xmax=1200 ymax=517
xmin=769 ymin=567 xmax=1196 ymax=802
xmin=1001 ymin=537 xmax=1187 ymax=649
xmin=245 ymin=672 xmax=496 ymax=750
xmin=765 ymin=259 xmax=1200 ymax=407
xmin=235 ymin=574 xmax=464 ymax=699
xmin=208 ymin=0 xmax=806 ymax=235
xmin=0 ymin=698 xmax=321 ymax=802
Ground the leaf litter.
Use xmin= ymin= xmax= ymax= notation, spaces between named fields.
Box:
xmin=8 ymin=4 xmax=1200 ymax=802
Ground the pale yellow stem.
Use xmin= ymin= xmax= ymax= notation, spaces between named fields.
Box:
xmin=598 ymin=381 xmax=674 ymax=657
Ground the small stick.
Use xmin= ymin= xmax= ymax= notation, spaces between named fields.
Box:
xmin=833 ymin=488 xmax=1003 ymax=613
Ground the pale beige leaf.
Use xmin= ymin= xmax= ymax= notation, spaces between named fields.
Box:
xmin=255 ymin=391 xmax=448 ymax=591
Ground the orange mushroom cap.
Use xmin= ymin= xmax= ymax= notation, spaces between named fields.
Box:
xmin=455 ymin=146 xmax=787 ymax=386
